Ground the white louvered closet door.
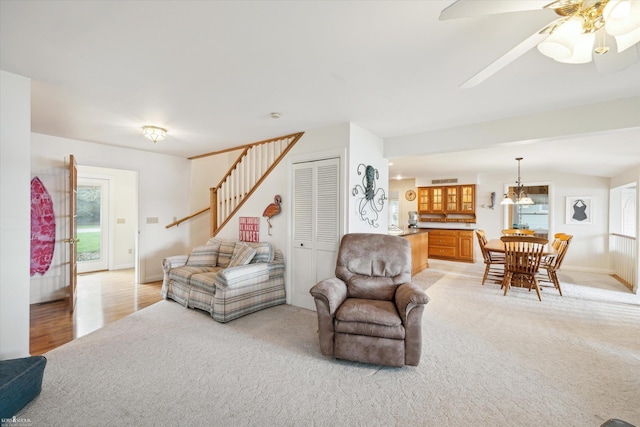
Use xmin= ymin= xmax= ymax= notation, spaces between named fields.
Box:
xmin=291 ymin=157 xmax=340 ymax=311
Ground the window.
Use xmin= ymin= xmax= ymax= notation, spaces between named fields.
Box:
xmin=506 ymin=185 xmax=549 ymax=239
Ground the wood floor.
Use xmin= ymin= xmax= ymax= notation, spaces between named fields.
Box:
xmin=30 ymin=269 xmax=163 ymax=355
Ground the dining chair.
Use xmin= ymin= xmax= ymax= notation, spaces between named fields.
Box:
xmin=539 ymin=234 xmax=573 ymax=296
xmin=550 ymin=232 xmax=569 ymax=250
xmin=502 ymin=228 xmax=536 ymax=236
xmin=476 ymin=229 xmax=504 ymax=285
xmin=500 ymin=236 xmax=548 ymax=301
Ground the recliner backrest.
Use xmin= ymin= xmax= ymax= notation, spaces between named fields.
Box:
xmin=335 ymin=233 xmax=411 ymax=301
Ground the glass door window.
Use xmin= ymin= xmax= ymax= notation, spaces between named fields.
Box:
xmin=77 ymin=178 xmax=109 ymax=272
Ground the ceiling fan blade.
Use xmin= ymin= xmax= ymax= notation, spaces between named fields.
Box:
xmin=460 ymin=29 xmax=550 ymax=89
xmin=440 ymin=0 xmax=551 ymax=21
xmin=594 ymin=34 xmax=640 ymax=74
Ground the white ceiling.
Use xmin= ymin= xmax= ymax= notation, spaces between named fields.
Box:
xmin=1 ymin=1 xmax=639 ymax=179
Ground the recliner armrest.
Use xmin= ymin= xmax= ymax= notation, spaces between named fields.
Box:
xmin=309 ymin=278 xmax=348 ymax=317
xmin=395 ymin=283 xmax=430 ymax=324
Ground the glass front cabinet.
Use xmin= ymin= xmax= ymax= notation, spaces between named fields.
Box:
xmin=417 ymin=184 xmax=476 ymax=223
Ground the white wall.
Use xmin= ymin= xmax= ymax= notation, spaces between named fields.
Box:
xmin=31 ymin=133 xmax=192 ymax=287
xmin=348 ymin=123 xmax=388 ymax=233
xmin=0 ymin=70 xmax=31 ymax=359
xmin=611 ymin=164 xmax=640 ymax=189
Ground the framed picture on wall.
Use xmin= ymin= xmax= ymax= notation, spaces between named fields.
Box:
xmin=566 ymin=196 xmax=593 ymax=225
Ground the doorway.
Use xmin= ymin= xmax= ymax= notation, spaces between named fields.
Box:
xmin=505 ymin=184 xmax=551 ymax=239
xmin=76 ymin=166 xmax=138 ymax=277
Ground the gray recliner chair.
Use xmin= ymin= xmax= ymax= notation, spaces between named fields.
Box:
xmin=309 ymin=233 xmax=430 ymax=367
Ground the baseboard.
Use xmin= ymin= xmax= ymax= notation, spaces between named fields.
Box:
xmin=561 ymin=266 xmax=614 ymax=275
xmin=30 ymin=289 xmax=67 ymax=305
xmin=111 ymin=263 xmax=135 ymax=270
xmin=142 ymin=274 xmax=163 ymax=283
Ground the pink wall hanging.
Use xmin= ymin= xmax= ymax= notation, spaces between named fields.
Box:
xmin=30 ymin=176 xmax=56 ymax=276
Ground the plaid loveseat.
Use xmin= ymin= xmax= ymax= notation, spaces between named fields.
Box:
xmin=161 ymin=237 xmax=285 ymax=322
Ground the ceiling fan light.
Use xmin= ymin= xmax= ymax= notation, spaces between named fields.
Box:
xmin=556 ymin=31 xmax=596 ymax=63
xmin=537 ymin=16 xmax=585 ymax=61
xmin=537 ymin=40 xmax=572 ymax=60
xmin=615 ymin=26 xmax=640 ymax=51
xmin=604 ymin=0 xmax=640 ymax=36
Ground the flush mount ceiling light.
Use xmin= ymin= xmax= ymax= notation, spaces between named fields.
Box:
xmin=501 ymin=157 xmax=535 ymax=205
xmin=142 ymin=126 xmax=167 ymax=143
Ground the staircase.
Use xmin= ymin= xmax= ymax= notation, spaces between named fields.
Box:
xmin=166 ymin=132 xmax=303 ymax=236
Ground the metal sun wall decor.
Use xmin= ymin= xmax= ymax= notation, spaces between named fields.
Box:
xmin=263 ymin=195 xmax=282 ymax=235
xmin=352 ymin=163 xmax=386 ymax=228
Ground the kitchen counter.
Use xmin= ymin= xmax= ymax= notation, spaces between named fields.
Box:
xmin=417 ymin=224 xmax=477 ymax=231
xmin=387 ymin=228 xmax=429 ymax=237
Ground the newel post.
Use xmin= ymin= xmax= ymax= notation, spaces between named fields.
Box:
xmin=210 ymin=187 xmax=218 ymax=237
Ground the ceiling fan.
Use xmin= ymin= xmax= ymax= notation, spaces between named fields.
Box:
xmin=440 ymin=0 xmax=640 ymax=88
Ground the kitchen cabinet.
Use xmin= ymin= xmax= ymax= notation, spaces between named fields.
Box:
xmin=417 ymin=187 xmax=444 ymax=214
xmin=428 ymin=229 xmax=475 ymax=262
xmin=417 ymin=185 xmax=476 ymax=223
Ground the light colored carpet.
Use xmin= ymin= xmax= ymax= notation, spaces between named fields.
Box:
xmin=19 ymin=260 xmax=640 ymax=427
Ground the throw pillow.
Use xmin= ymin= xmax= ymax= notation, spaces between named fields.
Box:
xmin=208 ymin=238 xmax=237 ymax=268
xmin=228 ymin=243 xmax=256 ymax=267
xmin=248 ymin=242 xmax=274 ymax=263
xmin=186 ymin=244 xmax=219 ymax=267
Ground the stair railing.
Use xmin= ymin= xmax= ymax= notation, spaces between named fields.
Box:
xmin=165 ymin=132 xmax=303 ymax=236
xmin=210 ymin=132 xmax=303 ymax=236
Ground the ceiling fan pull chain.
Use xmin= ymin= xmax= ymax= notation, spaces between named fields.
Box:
xmin=594 ymin=28 xmax=610 ymax=54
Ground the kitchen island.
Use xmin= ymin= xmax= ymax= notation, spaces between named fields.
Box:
xmin=390 ymin=229 xmax=429 ymax=275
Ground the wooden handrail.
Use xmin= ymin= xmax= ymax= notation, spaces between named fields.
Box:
xmin=165 ymin=207 xmax=209 ymax=229
xmin=213 ymin=146 xmax=251 ymax=191
xmin=611 ymin=233 xmax=637 ymax=240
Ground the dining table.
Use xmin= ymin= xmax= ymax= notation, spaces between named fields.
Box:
xmin=484 ymin=239 xmax=559 ymax=257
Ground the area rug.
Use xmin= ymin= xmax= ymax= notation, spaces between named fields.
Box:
xmin=18 ymin=260 xmax=640 ymax=426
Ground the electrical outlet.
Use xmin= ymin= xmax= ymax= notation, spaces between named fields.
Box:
xmin=146 ymin=217 xmax=159 ymax=224
xmin=128 ymin=249 xmax=133 ymax=254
